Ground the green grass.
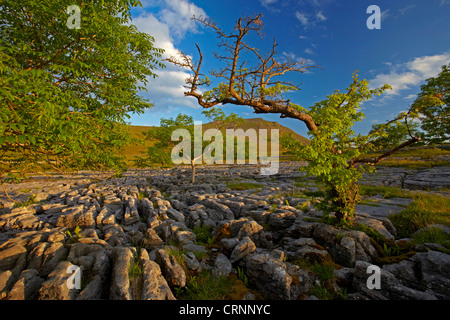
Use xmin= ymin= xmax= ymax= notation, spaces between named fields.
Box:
xmin=226 ymin=182 xmax=262 ymax=190
xmin=177 ymin=269 xmax=235 ymax=300
xmin=128 ymin=256 xmax=143 ymax=279
xmin=310 ymin=262 xmax=336 ymax=282
xmin=412 ymin=227 xmax=450 ymax=251
xmin=192 ymin=225 xmax=213 ymax=246
xmin=389 ymin=193 xmax=450 ymax=238
xmin=377 ymin=159 xmax=449 ymax=168
xmin=309 ymin=284 xmax=335 ymax=300
xmin=359 ymin=185 xmax=413 ymax=199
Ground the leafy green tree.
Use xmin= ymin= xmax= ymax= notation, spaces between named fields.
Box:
xmin=411 ymin=64 xmax=449 ymax=144
xmin=0 ymin=0 xmax=164 ymax=182
xmin=136 ymin=108 xmax=243 ymax=183
xmin=370 ymin=121 xmax=421 ymax=150
xmin=167 ymin=14 xmax=420 ymax=223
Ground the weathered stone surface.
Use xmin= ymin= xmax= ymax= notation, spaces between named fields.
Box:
xmin=141 ymin=257 xmax=176 ymax=300
xmin=109 ymin=247 xmax=133 ymax=300
xmin=1 ymin=164 xmax=449 ymax=300
xmin=7 ymin=269 xmax=44 ymax=300
xmin=237 ymin=221 xmax=263 ymax=240
xmin=0 ymin=244 xmax=27 ymax=275
xmin=214 ymin=253 xmax=232 ymax=277
xmin=76 ymin=275 xmax=102 ymax=300
xmin=155 ymin=249 xmax=186 ymax=288
xmin=351 ymin=260 xmax=437 ymax=300
xmin=38 ymin=261 xmax=79 ymax=300
xmin=411 ymin=250 xmax=450 ymax=299
xmin=230 ymin=236 xmax=256 ymax=263
xmin=0 ymin=270 xmax=14 ymax=298
xmin=246 ymin=253 xmax=292 ymax=300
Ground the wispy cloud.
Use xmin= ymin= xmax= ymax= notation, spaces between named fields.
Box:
xmin=316 ymin=11 xmax=327 ymax=22
xmin=131 ymin=1 xmax=208 ymax=111
xmin=369 ymin=53 xmax=450 ymax=101
xmin=260 ymin=0 xmax=278 ymax=9
xmin=295 ymin=12 xmax=309 ymax=26
xmin=399 ymin=4 xmax=416 ymax=15
xmin=295 ymin=9 xmax=328 ymax=30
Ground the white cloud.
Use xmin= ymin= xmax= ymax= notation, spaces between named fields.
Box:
xmin=295 ymin=12 xmax=309 ymax=26
xmin=316 ymin=11 xmax=327 ymax=21
xmin=304 ymin=48 xmax=314 ymax=55
xmin=369 ymin=53 xmax=450 ymax=97
xmin=131 ymin=3 xmax=207 ymax=111
xmin=159 ymin=0 xmax=207 ymax=39
xmin=381 ymin=8 xmax=391 ymax=21
xmin=260 ymin=0 xmax=278 ymax=6
xmin=296 ymin=10 xmax=328 ymax=29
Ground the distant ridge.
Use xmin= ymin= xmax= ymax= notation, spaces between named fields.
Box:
xmin=123 ymin=118 xmax=310 ymax=162
xmin=203 ymin=117 xmax=310 ymax=146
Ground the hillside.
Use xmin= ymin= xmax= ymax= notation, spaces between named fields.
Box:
xmin=122 ymin=118 xmax=310 ymax=164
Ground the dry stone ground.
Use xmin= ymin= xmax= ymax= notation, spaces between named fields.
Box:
xmin=1 ymin=162 xmax=449 ymax=300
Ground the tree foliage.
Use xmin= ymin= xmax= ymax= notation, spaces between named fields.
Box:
xmin=167 ymin=13 xmax=421 ymax=223
xmin=0 ymin=0 xmax=164 ymax=180
xmin=412 ymin=63 xmax=449 ymax=144
xmin=136 ymin=107 xmax=243 ymax=183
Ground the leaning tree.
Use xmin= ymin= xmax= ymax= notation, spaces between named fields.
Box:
xmin=167 ymin=14 xmax=420 ymax=223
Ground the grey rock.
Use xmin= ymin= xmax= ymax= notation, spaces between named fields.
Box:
xmin=109 ymin=247 xmax=133 ymax=300
xmin=155 ymin=249 xmax=186 ymax=287
xmin=0 ymin=244 xmax=27 ymax=275
xmin=237 ymin=221 xmax=263 ymax=240
xmin=166 ymin=208 xmax=185 ymax=223
xmin=214 ymin=254 xmax=232 ymax=277
xmin=267 ymin=211 xmax=296 ymax=230
xmin=184 ymin=252 xmax=200 ymax=271
xmin=411 ymin=250 xmax=450 ymax=299
xmin=142 ymin=228 xmax=164 ymax=251
xmin=0 ymin=270 xmax=14 ymax=297
xmin=352 ymin=260 xmax=437 ymax=300
xmin=246 ymin=253 xmax=292 ymax=300
xmin=39 ymin=261 xmax=79 ymax=300
xmin=230 ymin=237 xmax=256 ymax=263
xmin=76 ymin=274 xmax=102 ymax=300
xmin=6 ymin=269 xmax=44 ymax=300
xmin=141 ymin=254 xmax=175 ymax=300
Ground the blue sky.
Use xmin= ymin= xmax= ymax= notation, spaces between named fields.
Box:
xmin=128 ymin=0 xmax=450 ymax=138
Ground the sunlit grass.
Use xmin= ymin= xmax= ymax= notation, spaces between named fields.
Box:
xmin=390 ymin=193 xmax=450 ymax=238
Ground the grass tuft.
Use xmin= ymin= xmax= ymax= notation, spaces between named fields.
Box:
xmin=389 ymin=193 xmax=450 ymax=238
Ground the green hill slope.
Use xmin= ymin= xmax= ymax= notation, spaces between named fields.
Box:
xmin=123 ymin=118 xmax=310 ymax=165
